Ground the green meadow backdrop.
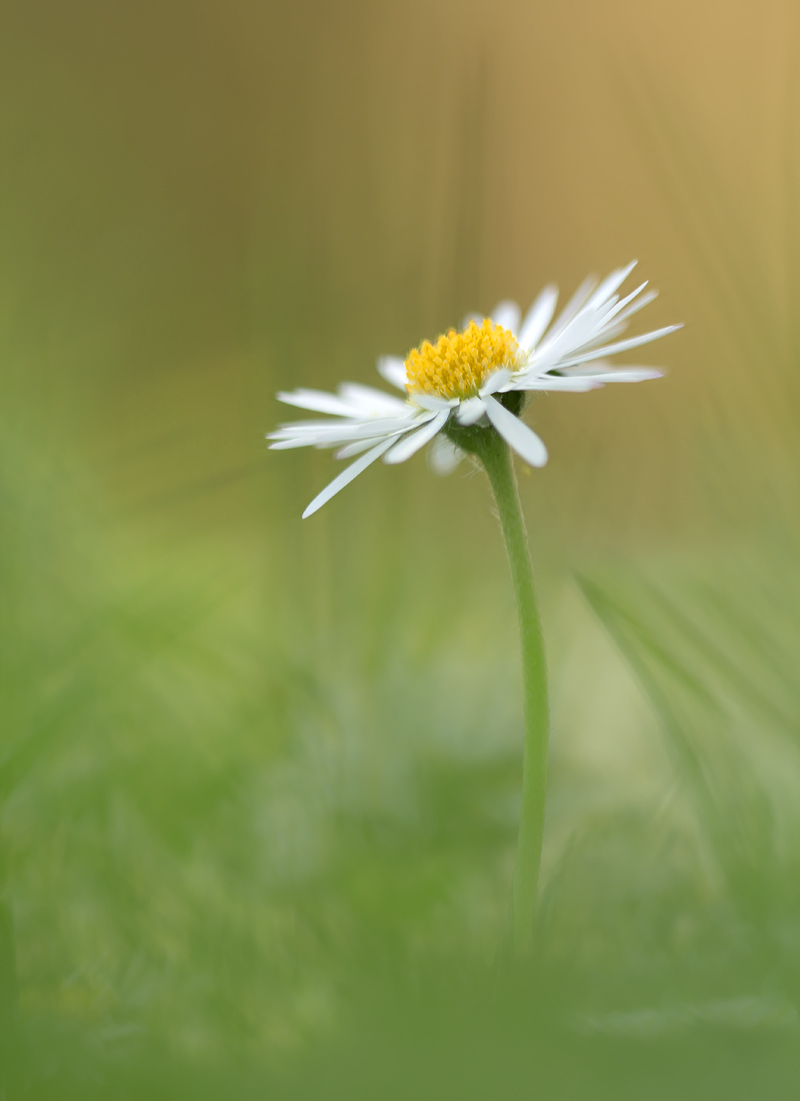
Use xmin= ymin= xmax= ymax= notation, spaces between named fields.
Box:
xmin=2 ymin=0 xmax=800 ymax=1095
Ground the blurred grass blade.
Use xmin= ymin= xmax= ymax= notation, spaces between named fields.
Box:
xmin=576 ymin=572 xmax=726 ymax=851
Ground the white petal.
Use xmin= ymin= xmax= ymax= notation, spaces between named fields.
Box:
xmin=612 ymin=289 xmax=658 ymax=325
xmin=335 ymin=438 xmax=389 ymax=459
xmin=269 ymin=435 xmax=333 ymax=450
xmin=456 ymin=396 xmax=486 ymax=425
xmin=272 ymin=414 xmax=416 ymax=436
xmin=541 ymin=276 xmax=597 ymax=344
xmin=591 ymin=281 xmax=648 ymax=332
xmin=276 ymin=389 xmax=358 ymax=417
xmin=525 ymin=294 xmax=604 ymax=370
xmin=552 ymin=325 xmax=682 ymax=369
xmin=518 ymin=286 xmax=558 ymax=352
xmin=563 ymin=367 xmax=664 ymax=384
xmin=302 ymin=438 xmax=396 ymax=518
xmin=480 ymin=367 xmax=513 ymax=396
xmin=521 ymin=375 xmax=603 ymax=392
xmin=491 ymin=300 xmax=521 ymax=335
xmin=376 ymin=356 xmax=408 ymax=391
xmin=482 ymin=396 xmax=548 ymax=467
xmin=586 ymin=261 xmax=638 ymax=309
xmin=428 ymin=434 xmax=464 ymax=475
xmin=337 ymin=382 xmax=409 ymax=415
xmin=270 ymin=419 xmax=367 ymax=434
xmin=383 ymin=410 xmax=449 ymax=464
xmin=542 ymin=287 xmax=628 ymax=357
xmin=410 ymin=392 xmax=458 ymax=412
xmin=268 ymin=415 xmax=420 ymax=450
xmin=580 ymin=320 xmax=629 ymax=349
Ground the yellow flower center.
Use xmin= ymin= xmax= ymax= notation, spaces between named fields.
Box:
xmin=404 ymin=319 xmax=521 ymax=401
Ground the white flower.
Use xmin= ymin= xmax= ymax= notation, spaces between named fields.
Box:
xmin=269 ymin=261 xmax=680 ymax=517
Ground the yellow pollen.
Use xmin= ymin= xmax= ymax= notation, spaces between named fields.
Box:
xmin=404 ymin=319 xmax=521 ymax=401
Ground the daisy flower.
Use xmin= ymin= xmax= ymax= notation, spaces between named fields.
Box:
xmin=270 ymin=260 xmax=681 ymax=955
xmin=269 ymin=261 xmax=680 ymax=518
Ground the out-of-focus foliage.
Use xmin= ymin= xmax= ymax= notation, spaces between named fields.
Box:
xmin=5 ymin=433 xmax=800 ymax=1096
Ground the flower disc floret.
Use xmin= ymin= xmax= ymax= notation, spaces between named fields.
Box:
xmin=405 ymin=319 xmax=522 ymax=401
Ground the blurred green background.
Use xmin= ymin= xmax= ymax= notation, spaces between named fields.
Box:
xmin=2 ymin=0 xmax=800 ymax=1095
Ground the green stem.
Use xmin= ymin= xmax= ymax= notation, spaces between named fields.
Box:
xmin=479 ymin=433 xmax=549 ymax=956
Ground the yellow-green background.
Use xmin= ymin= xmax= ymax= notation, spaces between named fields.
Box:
xmin=2 ymin=0 xmax=800 ymax=1095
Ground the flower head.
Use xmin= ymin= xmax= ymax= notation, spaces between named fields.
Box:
xmin=268 ymin=261 xmax=680 ymax=517
xmin=405 ymin=318 xmax=523 ymax=400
